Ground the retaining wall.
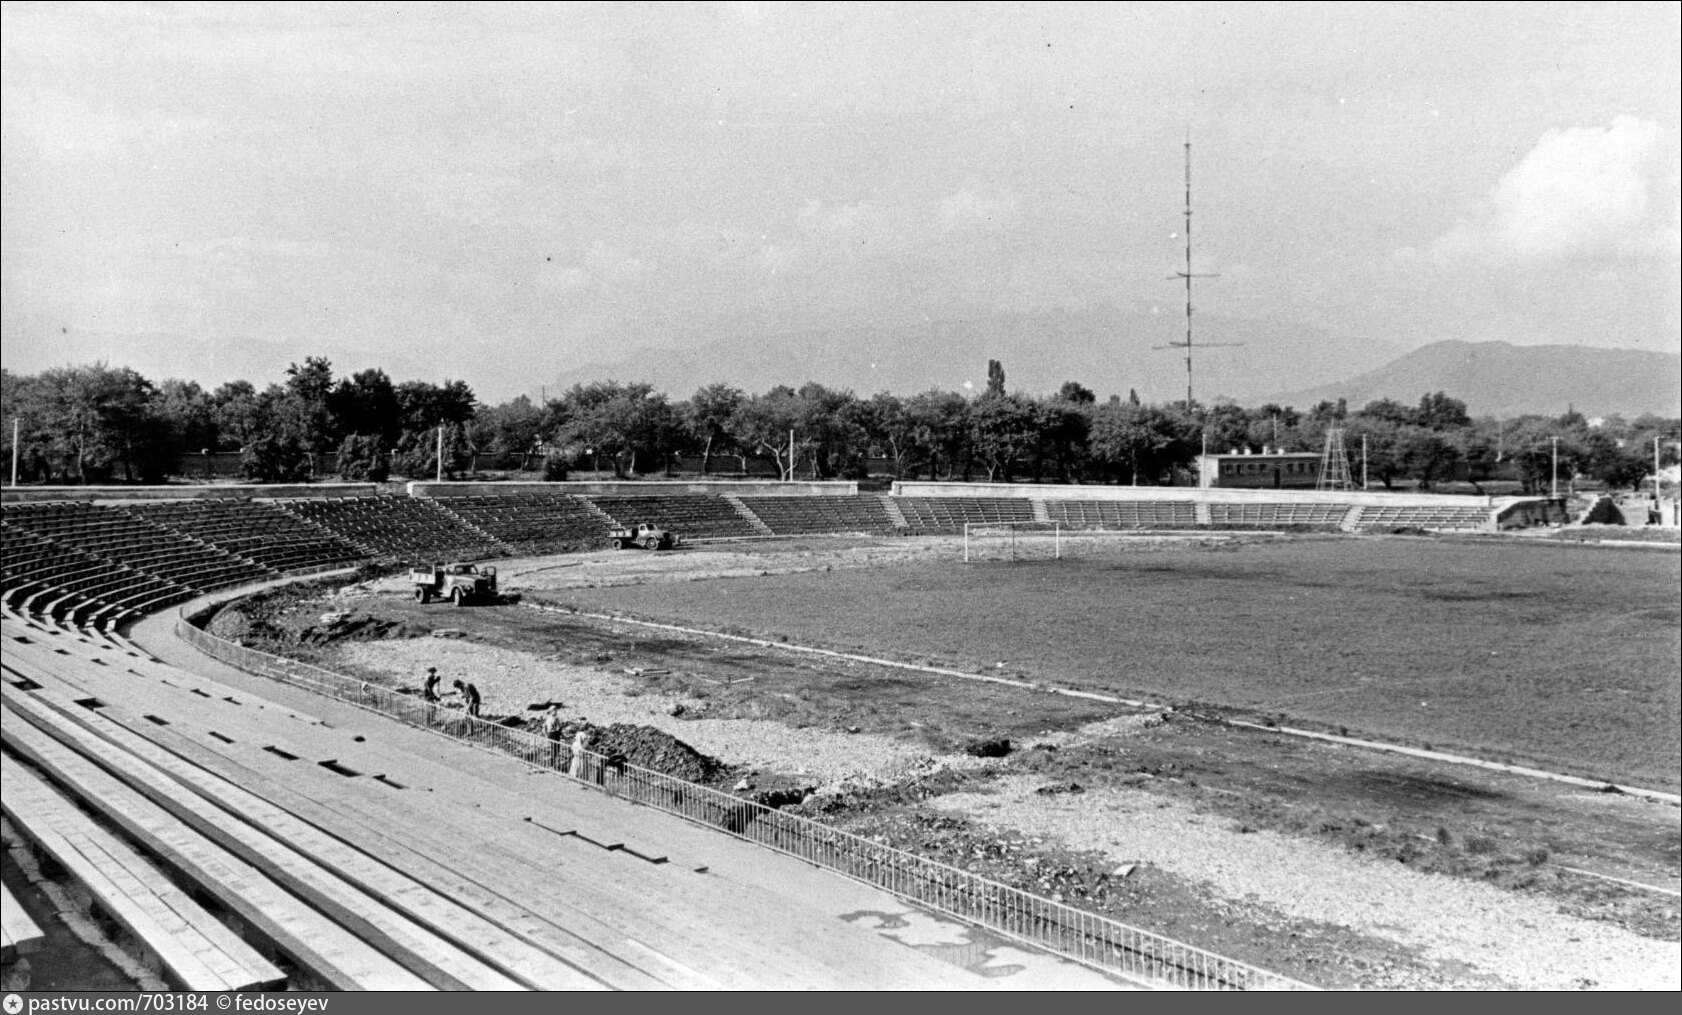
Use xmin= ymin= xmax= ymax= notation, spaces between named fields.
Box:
xmin=0 ymin=484 xmax=377 ymax=504
xmin=406 ymin=480 xmax=857 ymax=498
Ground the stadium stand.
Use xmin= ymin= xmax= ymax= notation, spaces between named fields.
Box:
xmin=0 ymin=505 xmax=264 ymax=626
xmin=1206 ymin=502 xmax=1350 ymax=527
xmin=2 ymin=878 xmax=46 ymax=963
xmin=892 ymin=496 xmax=1035 ymax=534
xmin=585 ymin=494 xmax=762 ymax=540
xmin=736 ymin=495 xmax=898 ymax=536
xmin=1352 ymin=504 xmax=1492 ymax=532
xmin=277 ymin=495 xmax=507 ymax=561
xmin=130 ymin=499 xmax=363 ymax=574
xmin=428 ymin=493 xmax=610 ymax=555
xmin=1 ymin=753 xmax=287 ymax=991
xmin=1045 ymin=499 xmax=1197 ymax=529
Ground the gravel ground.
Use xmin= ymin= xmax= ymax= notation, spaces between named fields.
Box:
xmin=927 ymin=774 xmax=1681 ymax=990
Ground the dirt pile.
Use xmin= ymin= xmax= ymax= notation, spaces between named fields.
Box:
xmin=565 ymin=721 xmax=728 ymax=783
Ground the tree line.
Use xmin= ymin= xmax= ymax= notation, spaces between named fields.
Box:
xmin=2 ymin=357 xmax=1676 ymax=494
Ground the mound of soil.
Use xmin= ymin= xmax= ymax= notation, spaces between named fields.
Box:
xmin=564 ymin=721 xmax=727 ymax=783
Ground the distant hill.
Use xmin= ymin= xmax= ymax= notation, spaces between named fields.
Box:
xmin=544 ymin=308 xmax=1411 ymax=404
xmin=1263 ymin=341 xmax=1681 ymax=419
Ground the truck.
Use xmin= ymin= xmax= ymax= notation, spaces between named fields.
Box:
xmin=607 ymin=522 xmax=679 ymax=551
xmin=409 ymin=562 xmax=498 ymax=605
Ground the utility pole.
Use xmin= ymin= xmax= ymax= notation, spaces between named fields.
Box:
xmin=436 ymin=426 xmax=444 ymax=483
xmin=1550 ymin=436 xmax=1559 ymax=499
xmin=1361 ymin=433 xmax=1369 ymax=491
xmin=10 ymin=417 xmax=18 ymax=487
xmin=1656 ymin=435 xmax=1663 ymax=507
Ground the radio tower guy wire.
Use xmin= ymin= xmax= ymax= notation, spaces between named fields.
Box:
xmin=1157 ymin=137 xmax=1240 ymax=406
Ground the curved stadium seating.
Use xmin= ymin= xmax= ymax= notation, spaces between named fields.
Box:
xmin=585 ymin=495 xmax=762 ymax=540
xmin=736 ymin=495 xmax=897 ymax=536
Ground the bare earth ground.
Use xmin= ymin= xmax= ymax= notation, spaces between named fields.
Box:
xmin=217 ymin=534 xmax=1681 ymax=989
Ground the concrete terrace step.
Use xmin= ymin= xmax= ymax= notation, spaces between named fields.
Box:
xmin=0 ymin=694 xmax=434 ymax=990
xmin=1 ymin=754 xmax=286 ymax=991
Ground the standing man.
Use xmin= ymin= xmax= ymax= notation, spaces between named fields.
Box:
xmin=422 ymin=667 xmax=441 ymax=702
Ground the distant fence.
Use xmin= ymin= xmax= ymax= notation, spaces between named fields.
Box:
xmin=175 ymin=609 xmax=1313 ymax=990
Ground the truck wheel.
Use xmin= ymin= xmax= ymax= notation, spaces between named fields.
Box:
xmin=415 ymin=587 xmax=429 ymax=604
xmin=643 ymin=535 xmax=659 ymax=550
xmin=452 ymin=587 xmax=464 ymax=607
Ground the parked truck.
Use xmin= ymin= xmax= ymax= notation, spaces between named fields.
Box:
xmin=409 ymin=562 xmax=498 ymax=605
xmin=607 ymin=522 xmax=679 ymax=551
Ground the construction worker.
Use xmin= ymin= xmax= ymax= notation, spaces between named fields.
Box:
xmin=452 ymin=678 xmax=482 ymax=718
xmin=542 ymin=704 xmax=564 ymax=741
xmin=569 ymin=727 xmax=589 ymax=779
xmin=422 ymin=667 xmax=441 ymax=702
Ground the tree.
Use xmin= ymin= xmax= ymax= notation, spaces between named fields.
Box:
xmin=967 ymin=392 xmax=1041 ymax=482
xmin=336 ymin=433 xmax=390 ymax=482
xmin=986 ymin=359 xmax=1006 ymax=397
xmin=24 ymin=364 xmax=160 ymax=483
xmin=1090 ymin=402 xmax=1182 ymax=484
xmin=1415 ymin=391 xmax=1470 ymax=430
xmin=210 ymin=380 xmax=263 ymax=452
xmin=854 ymin=392 xmax=916 ymax=479
xmin=558 ymin=381 xmax=674 ymax=477
xmin=327 ymin=368 xmax=400 ymax=444
xmin=241 ymin=431 xmax=311 ymax=482
xmin=683 ymin=383 xmax=745 ymax=475
xmin=1036 ymin=394 xmax=1092 ymax=482
xmin=1056 ymin=380 xmax=1096 ymax=405
xmin=1395 ymin=425 xmax=1462 ymax=489
xmin=902 ymin=389 xmax=971 ymax=480
xmin=728 ymin=388 xmax=808 ymax=480
xmin=282 ymin=357 xmax=337 ymax=451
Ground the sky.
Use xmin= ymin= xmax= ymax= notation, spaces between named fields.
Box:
xmin=3 ymin=2 xmax=1678 ymax=403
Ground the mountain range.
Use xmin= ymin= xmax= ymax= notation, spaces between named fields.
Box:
xmin=1263 ymin=340 xmax=1680 ymax=419
xmin=545 ymin=307 xmax=1413 ymax=406
xmin=547 ymin=310 xmax=1679 ymax=419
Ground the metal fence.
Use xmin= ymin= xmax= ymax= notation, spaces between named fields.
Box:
xmin=175 ymin=611 xmax=1313 ymax=990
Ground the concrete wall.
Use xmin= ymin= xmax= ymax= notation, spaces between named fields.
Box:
xmin=407 ymin=480 xmax=857 ymax=498
xmin=1 ymin=483 xmax=377 ymax=504
xmin=890 ymin=481 xmax=1493 ymax=508
xmin=1493 ymin=497 xmax=1568 ymax=529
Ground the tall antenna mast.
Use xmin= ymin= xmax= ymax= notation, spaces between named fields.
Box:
xmin=1157 ymin=136 xmax=1240 ymax=406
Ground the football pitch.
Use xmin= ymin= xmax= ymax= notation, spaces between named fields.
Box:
xmin=570 ymin=536 xmax=1682 ymax=791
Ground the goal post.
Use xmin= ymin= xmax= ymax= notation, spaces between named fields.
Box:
xmin=963 ymin=521 xmax=1061 ymax=563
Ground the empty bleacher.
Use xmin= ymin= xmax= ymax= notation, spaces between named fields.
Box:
xmin=1353 ymin=504 xmax=1491 ymax=532
xmin=130 ymin=499 xmax=363 ymax=574
xmin=1206 ymin=502 xmax=1350 ymax=528
xmin=277 ymin=496 xmax=506 ymax=562
xmin=429 ymin=494 xmax=609 ymax=555
xmin=892 ymin=497 xmax=1035 ymax=534
xmin=1045 ymin=499 xmax=1197 ymax=529
xmin=2 ymin=753 xmax=286 ymax=990
xmin=585 ymin=495 xmax=762 ymax=540
xmin=737 ymin=496 xmax=897 ymax=536
xmin=0 ymin=505 xmax=265 ymax=625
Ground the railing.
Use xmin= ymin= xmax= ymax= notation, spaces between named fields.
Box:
xmin=175 ymin=611 xmax=1314 ymax=991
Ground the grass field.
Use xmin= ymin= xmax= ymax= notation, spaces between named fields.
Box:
xmin=563 ymin=536 xmax=1681 ymax=790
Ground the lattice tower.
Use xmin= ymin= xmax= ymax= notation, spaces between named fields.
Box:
xmin=1317 ymin=428 xmax=1354 ymax=492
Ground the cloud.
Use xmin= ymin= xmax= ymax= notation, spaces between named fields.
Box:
xmin=1403 ymin=116 xmax=1674 ymax=265
xmin=939 ymin=184 xmax=1020 ymax=235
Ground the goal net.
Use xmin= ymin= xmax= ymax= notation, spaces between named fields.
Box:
xmin=963 ymin=521 xmax=1063 ymax=563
